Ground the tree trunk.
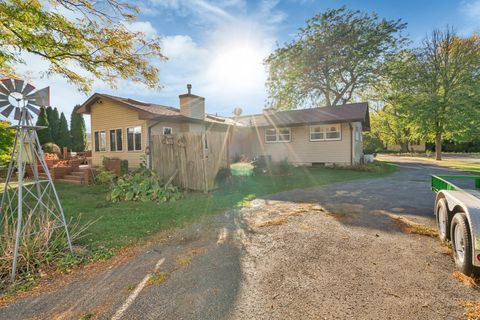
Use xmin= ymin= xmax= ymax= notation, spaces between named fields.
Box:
xmin=400 ymin=141 xmax=409 ymax=153
xmin=435 ymin=132 xmax=442 ymax=160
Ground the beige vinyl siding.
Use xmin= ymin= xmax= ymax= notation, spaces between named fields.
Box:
xmin=149 ymin=121 xmax=186 ymax=136
xmin=90 ymin=98 xmax=148 ymax=168
xmin=234 ymin=123 xmax=353 ymax=165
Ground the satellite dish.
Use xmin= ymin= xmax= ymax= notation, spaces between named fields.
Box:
xmin=0 ymin=78 xmax=50 ymax=121
xmin=233 ymin=107 xmax=243 ymax=117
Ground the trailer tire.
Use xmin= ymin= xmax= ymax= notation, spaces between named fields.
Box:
xmin=436 ymin=198 xmax=450 ymax=242
xmin=451 ymin=212 xmax=474 ymax=276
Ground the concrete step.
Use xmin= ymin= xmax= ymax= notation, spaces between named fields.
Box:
xmin=56 ymin=179 xmax=84 ymax=185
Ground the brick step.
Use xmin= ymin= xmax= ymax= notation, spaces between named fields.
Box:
xmin=38 ymin=173 xmax=48 ymax=179
xmin=63 ymin=175 xmax=83 ymax=181
xmin=70 ymin=171 xmax=85 ymax=177
xmin=56 ymin=179 xmax=84 ymax=185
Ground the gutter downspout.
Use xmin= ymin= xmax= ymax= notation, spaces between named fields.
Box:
xmin=349 ymin=123 xmax=353 ymax=166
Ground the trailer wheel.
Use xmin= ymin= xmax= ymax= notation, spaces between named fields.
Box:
xmin=436 ymin=198 xmax=450 ymax=242
xmin=451 ymin=212 xmax=474 ymax=276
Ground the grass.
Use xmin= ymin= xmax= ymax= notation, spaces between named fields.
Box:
xmin=148 ymin=272 xmax=170 ymax=285
xmin=391 ymin=216 xmax=438 ymax=237
xmin=53 ymin=162 xmax=396 ymax=249
xmin=386 ymin=154 xmax=480 ymax=174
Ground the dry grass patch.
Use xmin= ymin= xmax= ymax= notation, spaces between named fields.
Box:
xmin=257 ymin=217 xmax=289 ymax=228
xmin=391 ymin=216 xmax=438 ymax=237
xmin=176 ymin=247 xmax=207 ymax=267
xmin=461 ymin=300 xmax=480 ymax=320
xmin=148 ymin=271 xmax=170 ymax=285
xmin=453 ymin=271 xmax=479 ymax=289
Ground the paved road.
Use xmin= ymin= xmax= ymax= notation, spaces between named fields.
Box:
xmin=1 ymin=157 xmax=479 ymax=319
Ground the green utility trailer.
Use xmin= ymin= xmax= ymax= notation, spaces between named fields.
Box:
xmin=431 ymin=175 xmax=480 ymax=276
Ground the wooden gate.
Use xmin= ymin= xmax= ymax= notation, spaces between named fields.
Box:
xmin=151 ymin=131 xmax=229 ymax=191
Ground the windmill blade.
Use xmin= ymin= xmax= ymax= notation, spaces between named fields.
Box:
xmin=26 ymin=103 xmax=40 ymax=115
xmin=1 ymin=79 xmax=14 ymax=92
xmin=0 ymin=93 xmax=8 ymax=100
xmin=25 ymin=110 xmax=32 ymax=121
xmin=1 ymin=104 xmax=15 ymax=118
xmin=0 ymin=100 xmax=10 ymax=108
xmin=26 ymin=86 xmax=50 ymax=106
xmin=14 ymin=79 xmax=24 ymax=92
xmin=0 ymin=84 xmax=10 ymax=96
xmin=22 ymin=83 xmax=35 ymax=96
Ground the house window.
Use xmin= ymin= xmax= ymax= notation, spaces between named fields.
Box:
xmin=310 ymin=124 xmax=341 ymax=141
xmin=109 ymin=129 xmax=123 ymax=151
xmin=163 ymin=127 xmax=173 ymax=135
xmin=265 ymin=128 xmax=291 ymax=143
xmin=127 ymin=126 xmax=142 ymax=151
xmin=94 ymin=130 xmax=106 ymax=152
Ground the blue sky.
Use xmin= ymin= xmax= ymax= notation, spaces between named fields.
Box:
xmin=11 ymin=0 xmax=480 ymax=131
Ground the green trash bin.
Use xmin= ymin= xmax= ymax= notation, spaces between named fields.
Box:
xmin=230 ymin=163 xmax=254 ymax=177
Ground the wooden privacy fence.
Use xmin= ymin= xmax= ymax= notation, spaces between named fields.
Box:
xmin=151 ymin=131 xmax=229 ymax=192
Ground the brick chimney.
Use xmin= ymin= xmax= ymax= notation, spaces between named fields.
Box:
xmin=179 ymin=84 xmax=205 ymax=120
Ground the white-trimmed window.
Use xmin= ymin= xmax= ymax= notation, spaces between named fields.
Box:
xmin=127 ymin=126 xmax=142 ymax=151
xmin=265 ymin=127 xmax=291 ymax=143
xmin=163 ymin=127 xmax=173 ymax=135
xmin=94 ymin=130 xmax=106 ymax=152
xmin=109 ymin=128 xmax=123 ymax=151
xmin=310 ymin=124 xmax=341 ymax=141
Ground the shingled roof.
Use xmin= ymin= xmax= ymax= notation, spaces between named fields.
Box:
xmin=236 ymin=102 xmax=370 ymax=130
xmin=77 ymin=93 xmax=234 ymax=125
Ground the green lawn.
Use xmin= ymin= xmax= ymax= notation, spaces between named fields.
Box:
xmin=56 ymin=162 xmax=396 ymax=249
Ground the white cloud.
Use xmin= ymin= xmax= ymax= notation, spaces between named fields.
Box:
xmin=123 ymin=21 xmax=158 ymax=38
xmin=1 ymin=0 xmax=287 ymax=129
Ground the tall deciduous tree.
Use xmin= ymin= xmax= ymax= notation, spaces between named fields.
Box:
xmin=0 ymin=0 xmax=165 ymax=92
xmin=57 ymin=112 xmax=70 ymax=149
xmin=0 ymin=120 xmax=14 ymax=153
xmin=368 ymin=51 xmax=423 ymax=152
xmin=70 ymin=105 xmax=87 ymax=152
xmin=35 ymin=107 xmax=52 ymax=145
xmin=411 ymin=28 xmax=480 ymax=160
xmin=265 ymin=7 xmax=406 ymax=109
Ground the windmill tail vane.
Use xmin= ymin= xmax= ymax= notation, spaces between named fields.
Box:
xmin=0 ymin=78 xmax=72 ymax=283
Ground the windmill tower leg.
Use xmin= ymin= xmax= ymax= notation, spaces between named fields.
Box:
xmin=11 ymin=111 xmax=26 ymax=282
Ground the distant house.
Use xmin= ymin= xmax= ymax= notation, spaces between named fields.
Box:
xmin=77 ymin=87 xmax=232 ymax=169
xmin=386 ymin=141 xmax=426 ymax=152
xmin=78 ymin=87 xmax=370 ymax=169
xmin=231 ymin=103 xmax=370 ymax=166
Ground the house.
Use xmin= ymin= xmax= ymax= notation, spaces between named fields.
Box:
xmin=78 ymin=86 xmax=370 ymax=170
xmin=77 ymin=85 xmax=233 ymax=169
xmin=230 ymin=103 xmax=370 ymax=166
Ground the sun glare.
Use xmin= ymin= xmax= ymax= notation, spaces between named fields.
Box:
xmin=207 ymin=41 xmax=267 ymax=93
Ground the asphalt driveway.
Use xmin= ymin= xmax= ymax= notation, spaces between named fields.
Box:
xmin=1 ymin=156 xmax=479 ymax=319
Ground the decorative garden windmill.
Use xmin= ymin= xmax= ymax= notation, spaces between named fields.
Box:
xmin=0 ymin=78 xmax=73 ymax=281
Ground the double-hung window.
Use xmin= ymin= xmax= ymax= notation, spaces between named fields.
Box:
xmin=94 ymin=130 xmax=106 ymax=152
xmin=109 ymin=129 xmax=123 ymax=151
xmin=310 ymin=124 xmax=341 ymax=141
xmin=127 ymin=126 xmax=142 ymax=151
xmin=265 ymin=128 xmax=291 ymax=143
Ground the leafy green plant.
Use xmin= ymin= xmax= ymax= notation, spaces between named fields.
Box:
xmin=94 ymin=169 xmax=117 ymax=185
xmin=120 ymin=160 xmax=129 ymax=175
xmin=109 ymin=164 xmax=182 ymax=203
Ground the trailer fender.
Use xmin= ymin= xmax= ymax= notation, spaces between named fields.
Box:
xmin=436 ymin=190 xmax=480 ymax=267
